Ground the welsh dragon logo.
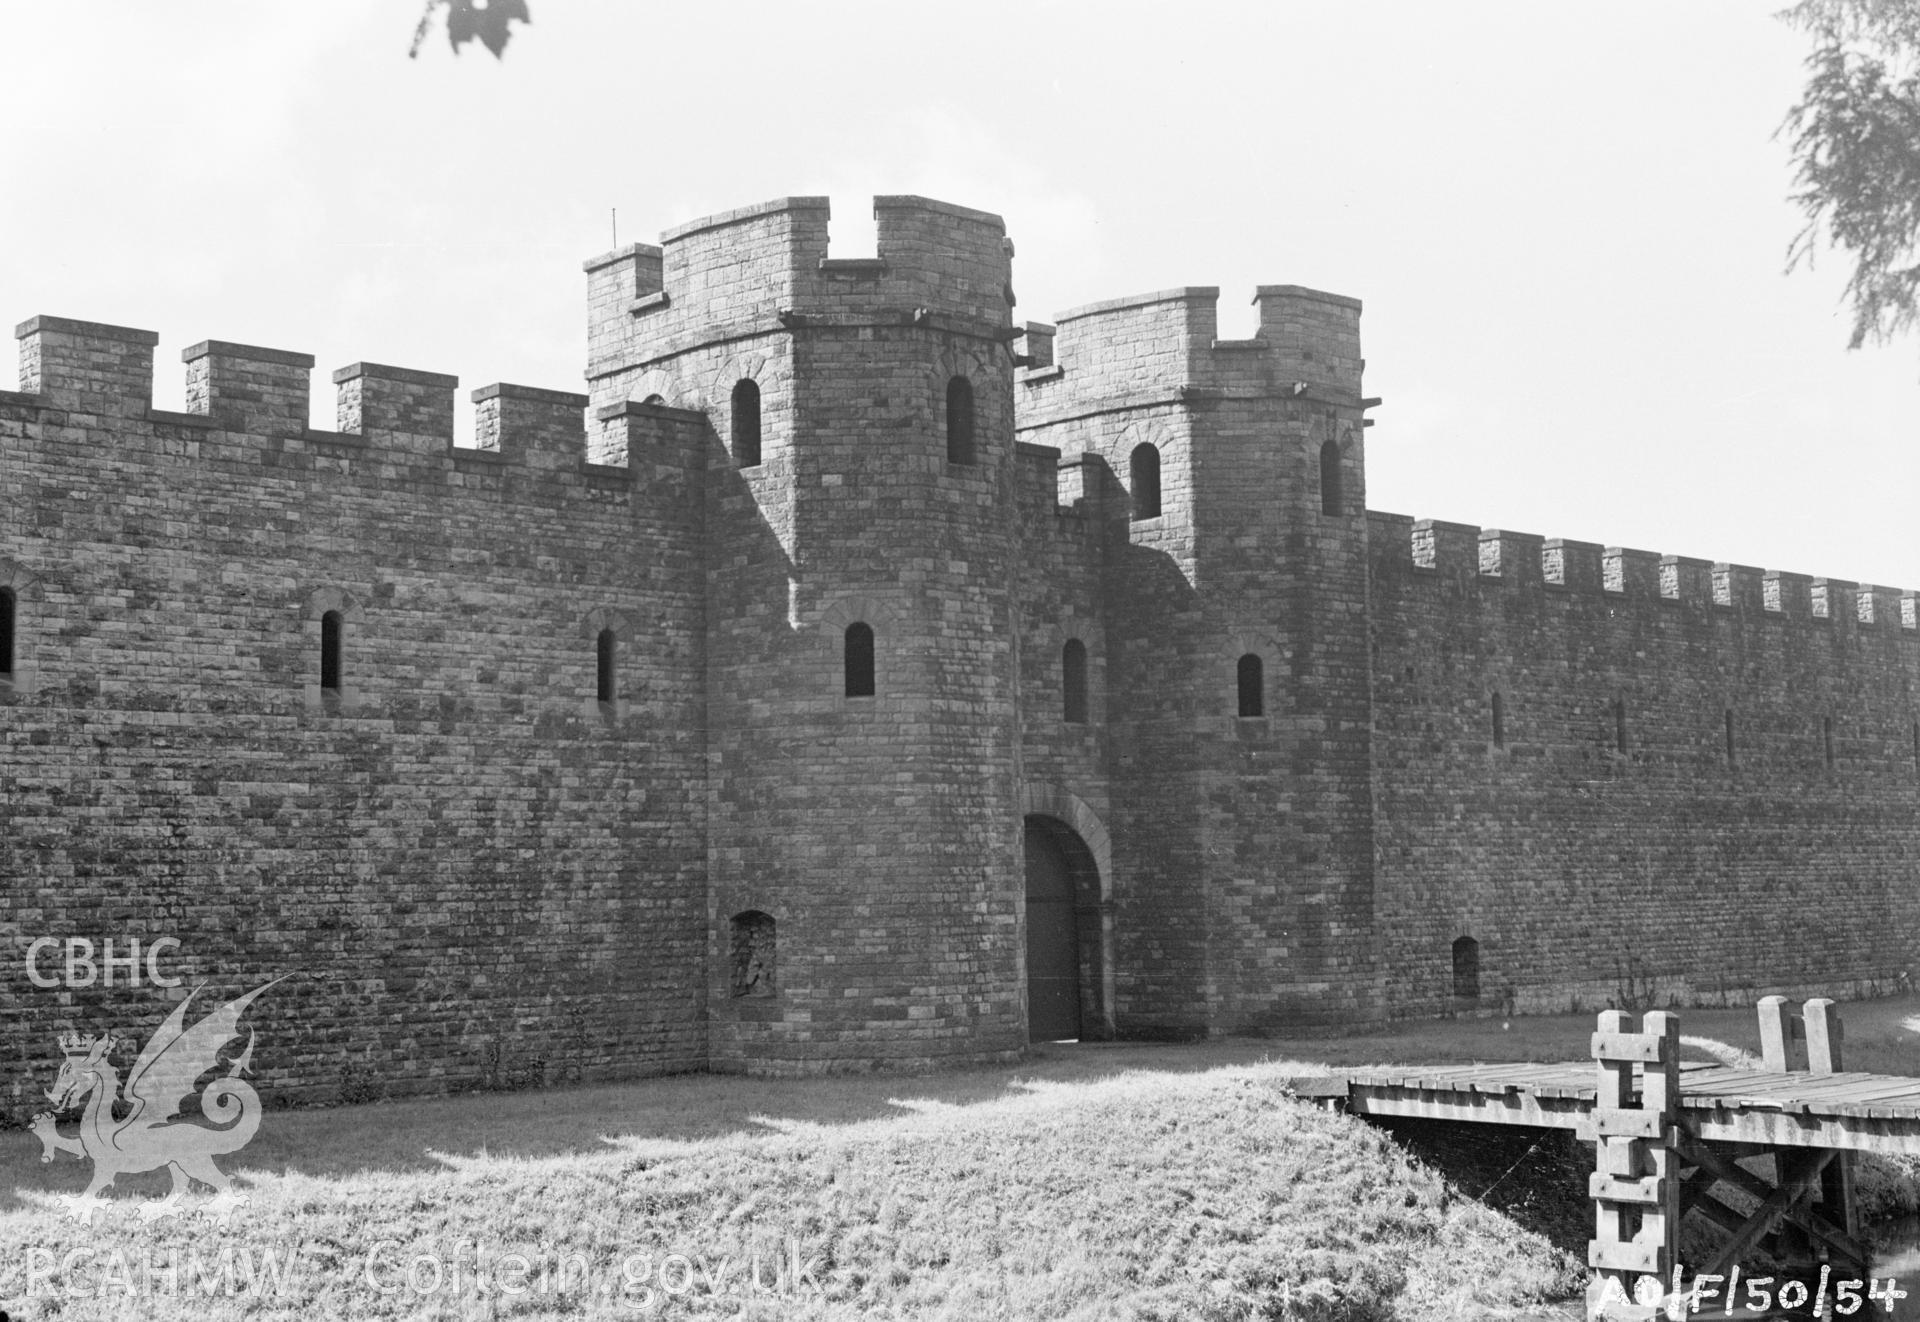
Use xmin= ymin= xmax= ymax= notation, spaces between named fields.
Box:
xmin=32 ymin=979 xmax=281 ymax=1224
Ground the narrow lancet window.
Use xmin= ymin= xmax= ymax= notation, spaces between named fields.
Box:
xmin=1319 ymin=437 xmax=1343 ymax=516
xmin=1612 ymin=698 xmax=1627 ymax=754
xmin=320 ymin=611 xmax=343 ymax=694
xmin=1725 ymin=709 xmax=1736 ymax=767
xmin=1130 ymin=443 xmax=1161 ymax=520
xmin=845 ymin=622 xmax=875 ymax=698
xmin=0 ymin=587 xmax=13 ymax=680
xmin=1490 ymin=692 xmax=1505 ymax=749
xmin=732 ymin=379 xmax=761 ymax=468
xmin=597 ymin=629 xmax=617 ymax=704
xmin=1824 ymin=714 xmax=1835 ymax=768
xmin=946 ymin=376 xmax=975 ymax=465
xmin=1237 ymin=653 xmax=1264 ymax=718
xmin=1062 ymin=640 xmax=1088 ymax=724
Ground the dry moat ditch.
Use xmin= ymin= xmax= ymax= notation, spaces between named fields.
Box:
xmin=1367 ymin=1115 xmax=1920 ymax=1319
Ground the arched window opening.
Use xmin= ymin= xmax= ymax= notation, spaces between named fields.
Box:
xmin=597 ymin=629 xmax=617 ymax=705
xmin=1824 ymin=714 xmax=1835 ymax=768
xmin=1490 ymin=691 xmax=1505 ymax=749
xmin=0 ymin=587 xmax=13 ymax=680
xmin=1062 ymin=639 xmax=1088 ymax=724
xmin=946 ymin=376 xmax=975 ymax=465
xmin=1237 ymin=653 xmax=1264 ymax=718
xmin=1725 ymin=709 xmax=1736 ymax=767
xmin=731 ymin=379 xmax=761 ymax=468
xmin=1130 ymin=443 xmax=1161 ymax=521
xmin=320 ymin=611 xmax=343 ymax=694
xmin=1612 ymin=698 xmax=1627 ymax=754
xmin=729 ymin=911 xmax=776 ymax=998
xmin=844 ymin=622 xmax=875 ymax=698
xmin=1452 ymin=936 xmax=1480 ymax=1000
xmin=1319 ymin=437 xmax=1343 ymax=516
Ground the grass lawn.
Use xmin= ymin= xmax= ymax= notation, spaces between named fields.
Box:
xmin=3 ymin=996 xmax=1913 ymax=1319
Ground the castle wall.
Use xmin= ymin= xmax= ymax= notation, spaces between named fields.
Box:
xmin=14 ymin=192 xmax=1916 ymax=1100
xmin=1368 ymin=515 xmax=1920 ymax=1015
xmin=0 ymin=323 xmax=708 ymax=1118
xmin=1011 ymin=442 xmax=1113 ymax=1032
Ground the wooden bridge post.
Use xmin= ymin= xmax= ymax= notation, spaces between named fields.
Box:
xmin=1756 ymin=994 xmax=1796 ymax=1072
xmin=1804 ymin=998 xmax=1859 ymax=1247
xmin=1756 ymin=994 xmax=1810 ymax=1263
xmin=1587 ymin=1009 xmax=1681 ymax=1321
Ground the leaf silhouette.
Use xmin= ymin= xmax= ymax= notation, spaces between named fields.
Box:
xmin=411 ymin=0 xmax=530 ymax=60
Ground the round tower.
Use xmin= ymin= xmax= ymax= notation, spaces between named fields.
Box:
xmin=584 ymin=195 xmax=1025 ymax=1071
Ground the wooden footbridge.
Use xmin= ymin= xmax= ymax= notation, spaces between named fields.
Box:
xmin=1301 ymin=997 xmax=1920 ymax=1320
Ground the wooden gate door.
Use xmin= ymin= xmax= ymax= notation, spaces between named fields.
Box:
xmin=1024 ymin=820 xmax=1082 ymax=1041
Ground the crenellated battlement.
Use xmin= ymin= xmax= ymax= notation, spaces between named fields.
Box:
xmin=1018 ymin=282 xmax=1366 ymax=425
xmin=584 ymin=194 xmax=1014 ymax=387
xmin=185 ymin=340 xmax=316 ymax=431
xmin=15 ymin=315 xmax=159 ymax=416
xmin=6 ymin=314 xmax=615 ymax=477
xmin=474 ymin=384 xmax=593 ymax=470
xmin=333 ymin=362 xmax=459 ymax=449
xmin=1370 ymin=510 xmax=1920 ymax=633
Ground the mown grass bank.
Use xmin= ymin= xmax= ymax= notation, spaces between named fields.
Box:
xmin=16 ymin=997 xmax=1917 ymax=1320
xmin=0 ymin=1062 xmax=1580 ymax=1321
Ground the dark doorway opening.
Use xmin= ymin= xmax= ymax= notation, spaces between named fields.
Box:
xmin=1023 ymin=815 xmax=1100 ymax=1042
xmin=1452 ymin=935 xmax=1480 ymax=1001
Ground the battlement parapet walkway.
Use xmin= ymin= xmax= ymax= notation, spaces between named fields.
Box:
xmin=1298 ymin=996 xmax=1915 ymax=1321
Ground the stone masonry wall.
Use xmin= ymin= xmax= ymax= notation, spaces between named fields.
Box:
xmin=1018 ymin=284 xmax=1382 ymax=1035
xmin=16 ymin=190 xmax=1915 ymax=1100
xmin=0 ymin=320 xmax=708 ymax=1121
xmin=1369 ymin=516 xmax=1920 ymax=1017
xmin=1011 ymin=441 xmax=1114 ymax=1034
xmin=586 ymin=197 xmax=1029 ymax=1073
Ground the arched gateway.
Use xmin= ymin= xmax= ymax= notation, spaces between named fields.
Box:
xmin=1022 ymin=814 xmax=1105 ymax=1042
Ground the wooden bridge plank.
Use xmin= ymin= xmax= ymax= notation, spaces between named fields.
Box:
xmin=1671 ymin=1065 xmax=1762 ymax=1086
xmin=1679 ymin=1080 xmax=1834 ymax=1112
xmin=1458 ymin=1063 xmax=1557 ymax=1083
xmin=1684 ymin=1074 xmax=1916 ymax=1117
xmin=1723 ymin=1071 xmax=1880 ymax=1098
xmin=1802 ymin=1078 xmax=1920 ymax=1103
xmin=1677 ymin=1072 xmax=1815 ymax=1095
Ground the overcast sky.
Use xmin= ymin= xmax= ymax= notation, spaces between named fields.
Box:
xmin=5 ymin=3 xmax=1915 ymax=588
